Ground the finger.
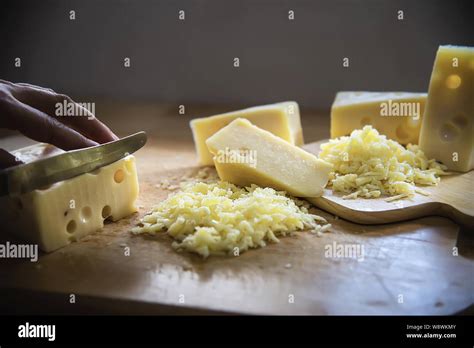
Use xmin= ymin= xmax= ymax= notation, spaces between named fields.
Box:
xmin=51 ymin=93 xmax=119 ymax=143
xmin=3 ymin=98 xmax=98 ymax=151
xmin=15 ymin=82 xmax=55 ymax=94
xmin=0 ymin=149 xmax=24 ymax=170
xmin=11 ymin=85 xmax=119 ymax=143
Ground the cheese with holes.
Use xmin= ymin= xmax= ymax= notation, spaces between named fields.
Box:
xmin=331 ymin=92 xmax=427 ymax=145
xmin=205 ymin=118 xmax=332 ymax=197
xmin=419 ymin=45 xmax=474 ymax=172
xmin=0 ymin=144 xmax=139 ymax=252
xmin=191 ymin=101 xmax=304 ymax=166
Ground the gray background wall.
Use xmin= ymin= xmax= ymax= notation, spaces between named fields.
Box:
xmin=1 ymin=0 xmax=472 ymax=109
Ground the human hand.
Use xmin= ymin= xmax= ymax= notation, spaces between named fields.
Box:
xmin=0 ymin=79 xmax=118 ymax=169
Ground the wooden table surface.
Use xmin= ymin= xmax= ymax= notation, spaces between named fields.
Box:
xmin=0 ymin=101 xmax=473 ymax=315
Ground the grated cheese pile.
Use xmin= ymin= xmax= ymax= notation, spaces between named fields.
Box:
xmin=132 ymin=181 xmax=330 ymax=257
xmin=319 ymin=125 xmax=448 ymax=200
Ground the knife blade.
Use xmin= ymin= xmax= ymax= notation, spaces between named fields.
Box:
xmin=0 ymin=131 xmax=147 ymax=196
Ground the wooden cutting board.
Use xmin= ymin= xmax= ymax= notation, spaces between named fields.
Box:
xmin=0 ymin=136 xmax=473 ymax=315
xmin=304 ymin=141 xmax=474 ymax=227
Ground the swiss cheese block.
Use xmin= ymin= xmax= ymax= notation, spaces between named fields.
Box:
xmin=331 ymin=92 xmax=427 ymax=145
xmin=205 ymin=118 xmax=332 ymax=197
xmin=419 ymin=45 xmax=474 ymax=172
xmin=0 ymin=144 xmax=139 ymax=252
xmin=191 ymin=101 xmax=304 ymax=166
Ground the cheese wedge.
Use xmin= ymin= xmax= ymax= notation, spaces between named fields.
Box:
xmin=419 ymin=45 xmax=474 ymax=172
xmin=0 ymin=144 xmax=139 ymax=252
xmin=331 ymin=92 xmax=427 ymax=145
xmin=191 ymin=101 xmax=304 ymax=165
xmin=206 ymin=118 xmax=332 ymax=197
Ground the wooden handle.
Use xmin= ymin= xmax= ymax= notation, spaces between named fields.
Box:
xmin=309 ymin=197 xmax=474 ymax=227
xmin=438 ymin=202 xmax=474 ymax=228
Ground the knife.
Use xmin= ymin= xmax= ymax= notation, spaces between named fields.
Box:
xmin=0 ymin=131 xmax=147 ymax=197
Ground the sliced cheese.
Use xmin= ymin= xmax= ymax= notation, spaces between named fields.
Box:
xmin=0 ymin=144 xmax=139 ymax=252
xmin=331 ymin=92 xmax=427 ymax=145
xmin=191 ymin=101 xmax=304 ymax=165
xmin=205 ymin=118 xmax=332 ymax=197
xmin=419 ymin=45 xmax=474 ymax=172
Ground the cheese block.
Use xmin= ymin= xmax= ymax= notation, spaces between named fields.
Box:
xmin=331 ymin=92 xmax=427 ymax=145
xmin=419 ymin=45 xmax=474 ymax=172
xmin=206 ymin=118 xmax=332 ymax=197
xmin=191 ymin=101 xmax=304 ymax=166
xmin=0 ymin=144 xmax=139 ymax=252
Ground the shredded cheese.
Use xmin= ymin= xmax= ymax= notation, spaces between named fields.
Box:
xmin=319 ymin=125 xmax=447 ymax=199
xmin=132 ymin=181 xmax=330 ymax=257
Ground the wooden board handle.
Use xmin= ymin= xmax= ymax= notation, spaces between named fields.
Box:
xmin=309 ymin=197 xmax=474 ymax=228
xmin=438 ymin=202 xmax=474 ymax=228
